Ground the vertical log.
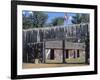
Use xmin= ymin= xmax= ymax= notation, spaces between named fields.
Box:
xmin=43 ymin=41 xmax=45 ymax=63
xmin=62 ymin=40 xmax=66 ymax=63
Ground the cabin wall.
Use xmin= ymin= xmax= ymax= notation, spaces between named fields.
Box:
xmin=65 ymin=50 xmax=85 ymax=63
xmin=45 ymin=49 xmax=85 ymax=63
xmin=45 ymin=49 xmax=63 ymax=63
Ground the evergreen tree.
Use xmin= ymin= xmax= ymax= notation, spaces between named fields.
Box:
xmin=23 ymin=11 xmax=48 ymax=29
xmin=51 ymin=17 xmax=64 ymax=26
xmin=71 ymin=14 xmax=89 ymax=24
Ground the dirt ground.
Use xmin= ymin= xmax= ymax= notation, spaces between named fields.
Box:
xmin=22 ymin=63 xmax=89 ymax=69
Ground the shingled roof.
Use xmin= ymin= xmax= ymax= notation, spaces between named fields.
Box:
xmin=45 ymin=40 xmax=85 ymax=50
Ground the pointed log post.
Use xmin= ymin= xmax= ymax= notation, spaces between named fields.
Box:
xmin=85 ymin=36 xmax=89 ymax=64
xmin=27 ymin=52 xmax=29 ymax=63
xmin=62 ymin=40 xmax=66 ymax=63
xmin=43 ymin=41 xmax=46 ymax=63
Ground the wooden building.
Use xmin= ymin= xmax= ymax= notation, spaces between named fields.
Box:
xmin=45 ymin=40 xmax=85 ymax=63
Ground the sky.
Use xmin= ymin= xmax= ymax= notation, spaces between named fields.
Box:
xmin=45 ymin=12 xmax=75 ymax=25
xmin=22 ymin=11 xmax=76 ymax=25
